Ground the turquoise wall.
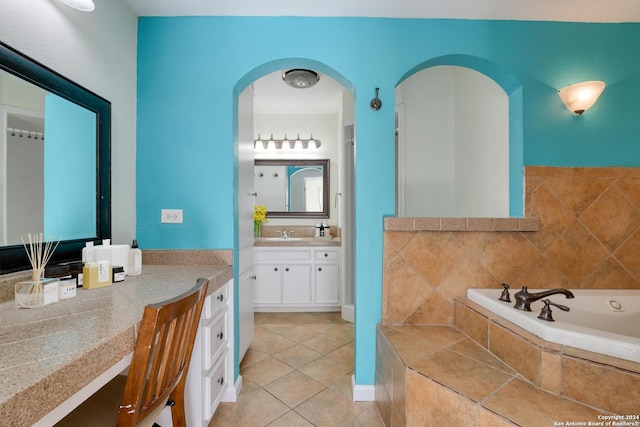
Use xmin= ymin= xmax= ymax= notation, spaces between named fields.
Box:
xmin=136 ymin=17 xmax=640 ymax=387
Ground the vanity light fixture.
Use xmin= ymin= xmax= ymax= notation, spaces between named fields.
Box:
xmin=58 ymin=0 xmax=95 ymax=11
xmin=255 ymin=134 xmax=321 ymax=150
xmin=558 ymin=81 xmax=605 ymax=115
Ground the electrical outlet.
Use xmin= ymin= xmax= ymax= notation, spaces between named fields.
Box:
xmin=161 ymin=209 xmax=183 ymax=224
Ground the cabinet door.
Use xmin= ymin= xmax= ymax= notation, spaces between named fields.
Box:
xmin=314 ymin=264 xmax=340 ymax=305
xmin=254 ymin=264 xmax=281 ymax=304
xmin=282 ymin=264 xmax=312 ymax=304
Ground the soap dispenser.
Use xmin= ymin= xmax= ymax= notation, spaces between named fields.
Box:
xmin=127 ymin=239 xmax=142 ymax=276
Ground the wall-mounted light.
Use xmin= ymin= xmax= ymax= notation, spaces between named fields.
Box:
xmin=558 ymin=81 xmax=605 ymax=115
xmin=58 ymin=0 xmax=95 ymax=11
xmin=255 ymin=134 xmax=321 ymax=150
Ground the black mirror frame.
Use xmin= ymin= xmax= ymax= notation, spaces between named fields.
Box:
xmin=0 ymin=41 xmax=111 ymax=274
xmin=254 ymin=158 xmax=329 ymax=219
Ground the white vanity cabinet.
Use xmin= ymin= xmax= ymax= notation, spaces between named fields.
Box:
xmin=254 ymin=246 xmax=341 ymax=311
xmin=183 ymin=279 xmax=235 ymax=427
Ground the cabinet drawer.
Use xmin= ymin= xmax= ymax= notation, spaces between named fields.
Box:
xmin=255 ymin=249 xmax=312 ymax=262
xmin=204 ymin=284 xmax=228 ymax=319
xmin=314 ymin=249 xmax=339 ymax=261
xmin=203 ymin=311 xmax=227 ymax=371
xmin=204 ymin=353 xmax=227 ymax=420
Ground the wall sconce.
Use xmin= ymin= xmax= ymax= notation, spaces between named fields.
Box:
xmin=254 ymin=134 xmax=321 ymax=150
xmin=558 ymin=81 xmax=605 ymax=115
xmin=58 ymin=0 xmax=95 ymax=11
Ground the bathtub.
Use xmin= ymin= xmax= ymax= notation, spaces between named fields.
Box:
xmin=467 ymin=288 xmax=640 ymax=363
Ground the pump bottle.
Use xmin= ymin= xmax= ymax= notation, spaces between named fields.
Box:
xmin=127 ymin=239 xmax=142 ymax=276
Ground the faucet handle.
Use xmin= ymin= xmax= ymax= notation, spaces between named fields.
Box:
xmin=537 ymin=299 xmax=570 ymax=322
xmin=288 ymin=230 xmax=295 ymax=237
xmin=498 ymin=283 xmax=511 ymax=303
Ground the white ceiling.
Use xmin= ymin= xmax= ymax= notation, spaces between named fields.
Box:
xmin=120 ymin=0 xmax=640 ymax=114
xmin=121 ymin=0 xmax=640 ymax=23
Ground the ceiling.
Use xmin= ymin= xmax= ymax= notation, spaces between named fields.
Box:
xmin=120 ymin=0 xmax=640 ymax=115
xmin=121 ymin=0 xmax=640 ymax=23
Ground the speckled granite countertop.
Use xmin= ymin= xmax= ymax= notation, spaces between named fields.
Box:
xmin=254 ymin=237 xmax=341 ymax=247
xmin=0 ymin=264 xmax=233 ymax=427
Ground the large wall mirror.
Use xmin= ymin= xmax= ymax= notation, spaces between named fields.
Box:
xmin=0 ymin=41 xmax=111 ymax=274
xmin=255 ymin=159 xmax=329 ymax=218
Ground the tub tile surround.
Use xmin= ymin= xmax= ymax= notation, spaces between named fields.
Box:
xmin=455 ymin=298 xmax=640 ymax=415
xmin=376 ymin=325 xmax=606 ymax=427
xmin=379 ymin=167 xmax=640 ymax=426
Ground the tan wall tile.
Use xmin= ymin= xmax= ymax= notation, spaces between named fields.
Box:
xmin=540 ymin=350 xmax=562 ymax=394
xmin=453 ymin=302 xmax=489 ymax=348
xmin=489 ymin=323 xmax=540 ymax=384
xmin=406 ymin=370 xmax=477 ymax=426
xmin=562 ymin=357 xmax=640 ymax=414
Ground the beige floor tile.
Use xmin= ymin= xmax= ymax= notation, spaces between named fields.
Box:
xmin=239 ymin=347 xmax=270 ymax=368
xmin=266 ymin=410 xmax=316 ymax=426
xmin=273 ymin=343 xmax=323 ymax=369
xmin=328 ymin=373 xmax=355 ymax=400
xmin=300 ymin=355 xmax=353 ymax=386
xmin=249 ymin=333 xmax=297 ymax=355
xmin=328 ymin=341 xmax=355 ymax=366
xmin=264 ymin=370 xmax=325 ymax=408
xmin=225 ymin=313 xmax=367 ymax=427
xmin=277 ymin=324 xmax=322 ymax=343
xmin=303 ymin=333 xmax=348 ymax=354
xmin=295 ymin=388 xmax=366 ymax=427
xmin=215 ymin=388 xmax=289 ymax=427
xmin=240 ymin=356 xmax=294 ymax=386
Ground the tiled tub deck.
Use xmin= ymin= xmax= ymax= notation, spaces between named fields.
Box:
xmin=375 ymin=299 xmax=640 ymax=426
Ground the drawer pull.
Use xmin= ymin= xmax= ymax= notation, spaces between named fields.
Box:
xmin=274 ymin=267 xmax=278 ymax=272
xmin=217 ymin=376 xmax=224 ymax=385
xmin=217 ymin=294 xmax=224 ymax=302
xmin=250 ymin=275 xmax=257 ymax=280
xmin=285 ymin=267 xmax=289 ymax=272
xmin=217 ymin=331 xmax=224 ymax=340
xmin=324 ymin=253 xmax=328 ymax=257
xmin=318 ymin=267 xmax=322 ymax=272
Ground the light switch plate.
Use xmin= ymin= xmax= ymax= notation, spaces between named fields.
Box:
xmin=161 ymin=209 xmax=183 ymax=223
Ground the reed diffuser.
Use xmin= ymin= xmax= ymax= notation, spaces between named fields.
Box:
xmin=15 ymin=233 xmax=61 ymax=308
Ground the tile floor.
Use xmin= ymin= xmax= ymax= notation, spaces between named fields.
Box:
xmin=210 ymin=312 xmax=384 ymax=427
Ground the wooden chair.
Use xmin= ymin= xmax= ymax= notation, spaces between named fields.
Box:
xmin=57 ymin=278 xmax=209 ymax=427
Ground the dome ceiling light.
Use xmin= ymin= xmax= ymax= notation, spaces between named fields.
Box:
xmin=282 ymin=69 xmax=320 ymax=89
xmin=58 ymin=0 xmax=95 ymax=11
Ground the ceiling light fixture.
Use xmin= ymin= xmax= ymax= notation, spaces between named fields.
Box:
xmin=558 ymin=81 xmax=605 ymax=115
xmin=282 ymin=69 xmax=320 ymax=89
xmin=58 ymin=0 xmax=95 ymax=12
xmin=255 ymin=134 xmax=321 ymax=150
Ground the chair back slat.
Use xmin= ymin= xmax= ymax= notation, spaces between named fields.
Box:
xmin=117 ymin=278 xmax=208 ymax=426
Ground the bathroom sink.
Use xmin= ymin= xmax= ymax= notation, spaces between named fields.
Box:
xmin=262 ymin=237 xmax=303 ymax=241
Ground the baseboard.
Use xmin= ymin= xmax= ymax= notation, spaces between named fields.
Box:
xmin=222 ymin=375 xmax=242 ymax=402
xmin=351 ymin=375 xmax=375 ymax=401
xmin=341 ymin=304 xmax=354 ymax=323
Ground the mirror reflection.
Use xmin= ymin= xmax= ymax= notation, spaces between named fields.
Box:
xmin=254 ymin=159 xmax=329 ymax=218
xmin=1 ymin=69 xmax=98 ymax=246
xmin=0 ymin=40 xmax=110 ymax=274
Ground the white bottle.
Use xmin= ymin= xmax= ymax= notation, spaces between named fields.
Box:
xmin=82 ymin=241 xmax=95 ymax=263
xmin=315 ymin=223 xmax=321 ymax=237
xmin=322 ymin=222 xmax=329 ymax=237
xmin=127 ymin=239 xmax=142 ymax=276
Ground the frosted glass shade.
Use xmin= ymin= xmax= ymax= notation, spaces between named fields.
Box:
xmin=558 ymin=81 xmax=605 ymax=115
xmin=59 ymin=0 xmax=95 ymax=11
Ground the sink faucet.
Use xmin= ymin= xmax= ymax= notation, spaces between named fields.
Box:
xmin=513 ymin=286 xmax=574 ymax=311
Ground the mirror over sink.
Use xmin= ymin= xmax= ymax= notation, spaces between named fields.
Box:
xmin=254 ymin=159 xmax=329 ymax=219
xmin=0 ymin=41 xmax=111 ymax=274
